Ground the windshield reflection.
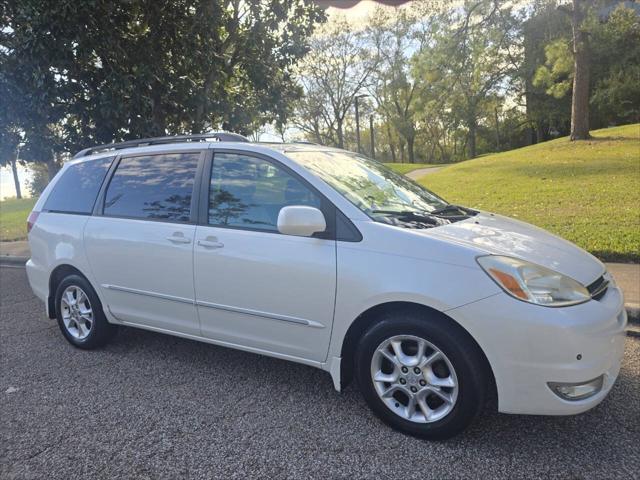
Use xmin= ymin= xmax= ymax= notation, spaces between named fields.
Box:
xmin=287 ymin=150 xmax=448 ymax=220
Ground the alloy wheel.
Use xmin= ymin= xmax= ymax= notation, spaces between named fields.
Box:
xmin=370 ymin=334 xmax=459 ymax=423
xmin=60 ymin=285 xmax=93 ymax=340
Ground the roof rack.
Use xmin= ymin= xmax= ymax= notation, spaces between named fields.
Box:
xmin=257 ymin=141 xmax=319 ymax=146
xmin=73 ymin=132 xmax=250 ymax=158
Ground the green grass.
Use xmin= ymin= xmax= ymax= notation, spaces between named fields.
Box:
xmin=0 ymin=197 xmax=37 ymax=242
xmin=384 ymin=163 xmax=445 ymax=175
xmin=418 ymin=124 xmax=640 ymax=262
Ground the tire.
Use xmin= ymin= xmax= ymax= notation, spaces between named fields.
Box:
xmin=54 ymin=274 xmax=117 ymax=349
xmin=355 ymin=310 xmax=488 ymax=440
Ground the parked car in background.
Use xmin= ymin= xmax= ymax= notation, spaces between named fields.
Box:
xmin=25 ymin=133 xmax=627 ymax=439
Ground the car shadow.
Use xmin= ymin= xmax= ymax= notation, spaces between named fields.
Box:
xmin=105 ymin=325 xmax=638 ymax=452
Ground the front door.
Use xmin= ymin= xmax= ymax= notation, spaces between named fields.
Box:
xmin=85 ymin=151 xmax=203 ymax=335
xmin=193 ymin=151 xmax=336 ymax=362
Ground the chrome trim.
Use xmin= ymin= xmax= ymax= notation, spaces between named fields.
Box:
xmin=101 ymin=284 xmax=194 ymax=305
xmin=104 ymin=317 xmax=324 ymax=369
xmin=196 ymin=300 xmax=325 ymax=329
xmin=101 ymin=284 xmax=324 ymax=328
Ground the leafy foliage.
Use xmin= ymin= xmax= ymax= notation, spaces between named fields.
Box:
xmin=534 ymin=39 xmax=574 ymax=99
xmin=293 ymin=17 xmax=376 ymax=148
xmin=532 ymin=3 xmax=640 ymax=131
xmin=1 ymin=0 xmax=324 ymax=169
xmin=292 ymin=1 xmax=638 ymax=163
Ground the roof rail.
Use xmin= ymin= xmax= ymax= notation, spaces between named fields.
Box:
xmin=73 ymin=132 xmax=250 ymax=158
xmin=256 ymin=141 xmax=320 ymax=146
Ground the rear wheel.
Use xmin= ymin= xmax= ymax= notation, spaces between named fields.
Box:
xmin=355 ymin=312 xmax=487 ymax=439
xmin=55 ymin=274 xmax=117 ymax=349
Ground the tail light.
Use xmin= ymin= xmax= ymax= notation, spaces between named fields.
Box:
xmin=27 ymin=211 xmax=40 ymax=233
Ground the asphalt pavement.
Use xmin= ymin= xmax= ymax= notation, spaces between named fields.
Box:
xmin=1 ymin=265 xmax=639 ymax=479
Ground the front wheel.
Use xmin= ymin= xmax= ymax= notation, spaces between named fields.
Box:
xmin=355 ymin=312 xmax=488 ymax=439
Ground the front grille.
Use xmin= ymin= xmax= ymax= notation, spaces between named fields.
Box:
xmin=587 ymin=275 xmax=609 ymax=300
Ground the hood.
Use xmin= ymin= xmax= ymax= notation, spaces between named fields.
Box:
xmin=427 ymin=212 xmax=604 ymax=285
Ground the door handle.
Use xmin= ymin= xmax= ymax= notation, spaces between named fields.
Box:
xmin=166 ymin=233 xmax=192 ymax=244
xmin=198 ymin=237 xmax=224 ymax=249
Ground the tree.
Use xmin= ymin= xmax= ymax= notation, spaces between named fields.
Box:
xmin=294 ymin=17 xmax=377 ymax=148
xmin=564 ymin=0 xmax=592 ymax=140
xmin=0 ymin=71 xmax=23 ymax=198
xmin=413 ymin=1 xmax=519 ymax=159
xmin=533 ymin=40 xmax=574 ymax=99
xmin=368 ymin=8 xmax=432 ymax=163
xmin=534 ymin=2 xmax=640 ymax=133
xmin=1 ymin=0 xmax=324 ymax=178
xmin=520 ymin=0 xmax=571 ymax=143
xmin=590 ymin=4 xmax=640 ymax=125
xmin=0 ymin=129 xmax=22 ymax=199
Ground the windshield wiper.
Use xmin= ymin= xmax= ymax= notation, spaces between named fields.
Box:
xmin=371 ymin=210 xmax=449 ymax=225
xmin=429 ymin=204 xmax=475 ymax=216
xmin=371 ymin=209 xmax=422 ymax=216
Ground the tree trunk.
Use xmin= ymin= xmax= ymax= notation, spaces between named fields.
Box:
xmin=536 ymin=123 xmax=546 ymax=143
xmin=10 ymin=159 xmax=22 ymax=199
xmin=336 ymin=118 xmax=344 ymax=149
xmin=569 ymin=0 xmax=591 ymax=140
xmin=46 ymin=159 xmax=60 ymax=181
xmin=407 ymin=136 xmax=415 ymax=164
xmin=386 ymin=124 xmax=397 ymax=162
xmin=526 ymin=127 xmax=534 ymax=146
xmin=524 ymin=85 xmax=534 ymax=145
xmin=494 ymin=107 xmax=501 ymax=151
xmin=468 ymin=121 xmax=477 ymax=159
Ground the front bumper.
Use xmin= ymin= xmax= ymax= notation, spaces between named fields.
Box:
xmin=447 ymin=284 xmax=627 ymax=415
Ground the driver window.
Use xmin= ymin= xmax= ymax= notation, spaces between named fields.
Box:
xmin=208 ymin=153 xmax=320 ymax=231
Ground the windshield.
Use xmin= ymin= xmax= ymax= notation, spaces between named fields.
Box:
xmin=286 ymin=150 xmax=449 ymax=220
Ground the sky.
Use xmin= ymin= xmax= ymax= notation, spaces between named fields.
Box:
xmin=0 ymin=164 xmax=32 ymax=200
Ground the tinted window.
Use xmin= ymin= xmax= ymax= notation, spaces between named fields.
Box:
xmin=44 ymin=157 xmax=113 ymax=214
xmin=209 ymin=153 xmax=320 ymax=231
xmin=104 ymin=153 xmax=200 ymax=222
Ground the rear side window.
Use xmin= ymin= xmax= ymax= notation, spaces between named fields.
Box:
xmin=43 ymin=157 xmax=113 ymax=214
xmin=103 ymin=152 xmax=200 ymax=222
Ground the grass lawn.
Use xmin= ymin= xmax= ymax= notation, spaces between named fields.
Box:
xmin=418 ymin=123 xmax=640 ymax=262
xmin=384 ymin=163 xmax=446 ymax=175
xmin=0 ymin=197 xmax=37 ymax=242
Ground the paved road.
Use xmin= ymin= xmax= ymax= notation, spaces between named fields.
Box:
xmin=407 ymin=166 xmax=443 ymax=180
xmin=1 ymin=266 xmax=639 ymax=479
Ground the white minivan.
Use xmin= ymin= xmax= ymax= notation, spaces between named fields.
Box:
xmin=26 ymin=133 xmax=627 ymax=439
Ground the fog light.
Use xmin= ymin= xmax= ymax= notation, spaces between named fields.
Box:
xmin=548 ymin=376 xmax=604 ymax=401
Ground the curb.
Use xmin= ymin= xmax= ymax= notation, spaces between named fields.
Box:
xmin=1 ymin=255 xmax=638 ymax=326
xmin=0 ymin=256 xmax=28 ymax=266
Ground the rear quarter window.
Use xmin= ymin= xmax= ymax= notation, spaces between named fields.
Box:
xmin=43 ymin=157 xmax=114 ymax=214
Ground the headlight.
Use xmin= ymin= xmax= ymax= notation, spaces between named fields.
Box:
xmin=477 ymin=255 xmax=590 ymax=307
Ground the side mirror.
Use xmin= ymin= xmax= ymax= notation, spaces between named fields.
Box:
xmin=277 ymin=206 xmax=327 ymax=237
